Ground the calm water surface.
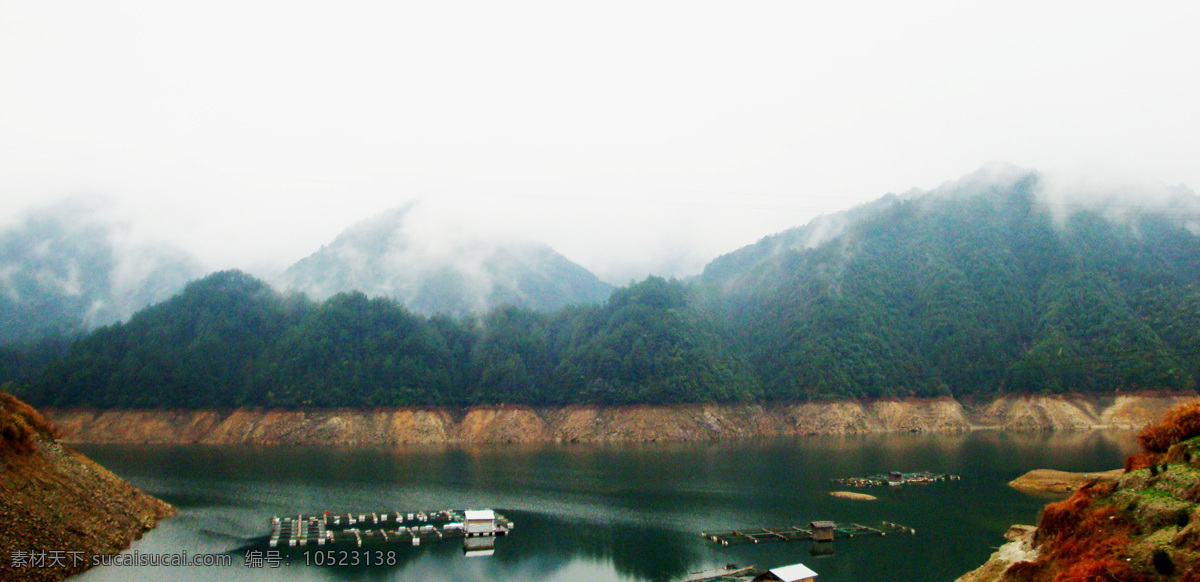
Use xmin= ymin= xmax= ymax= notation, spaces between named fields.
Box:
xmin=73 ymin=431 xmax=1136 ymax=582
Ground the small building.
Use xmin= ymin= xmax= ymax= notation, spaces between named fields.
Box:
xmin=888 ymin=471 xmax=904 ymax=485
xmin=809 ymin=521 xmax=836 ymax=542
xmin=753 ymin=563 xmax=818 ymax=582
xmin=464 ymin=510 xmax=496 ymax=535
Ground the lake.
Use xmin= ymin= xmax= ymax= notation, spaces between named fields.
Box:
xmin=73 ymin=430 xmax=1137 ymax=581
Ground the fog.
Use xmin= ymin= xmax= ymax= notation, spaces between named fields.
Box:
xmin=2 ymin=1 xmax=1199 ymax=284
xmin=0 ymin=197 xmax=201 ymax=341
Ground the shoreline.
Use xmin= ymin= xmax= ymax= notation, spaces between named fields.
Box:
xmin=41 ymin=393 xmax=1199 ymax=446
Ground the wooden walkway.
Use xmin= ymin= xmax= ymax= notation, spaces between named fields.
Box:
xmin=701 ymin=521 xmax=914 ymax=546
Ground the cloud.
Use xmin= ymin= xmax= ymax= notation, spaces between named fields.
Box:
xmin=1036 ymin=168 xmax=1200 ymax=232
xmin=0 ymin=196 xmax=203 ymax=341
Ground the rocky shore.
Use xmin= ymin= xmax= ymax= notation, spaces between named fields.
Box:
xmin=42 ymin=393 xmax=1197 ymax=445
xmin=957 ymin=400 xmax=1200 ymax=582
xmin=955 ymin=525 xmax=1039 ymax=582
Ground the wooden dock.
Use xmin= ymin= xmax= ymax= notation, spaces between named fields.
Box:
xmin=701 ymin=521 xmax=914 ymax=546
xmin=268 ymin=509 xmax=513 ymax=548
xmin=679 ymin=565 xmax=759 ymax=582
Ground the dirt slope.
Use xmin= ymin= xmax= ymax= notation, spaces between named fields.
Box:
xmin=0 ymin=393 xmax=174 ymax=582
xmin=43 ymin=393 xmax=1198 ymax=445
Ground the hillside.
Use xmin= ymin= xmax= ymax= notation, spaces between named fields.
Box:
xmin=19 ymin=272 xmax=753 ymax=408
xmin=7 ymin=165 xmax=1200 ymax=409
xmin=696 ymin=164 xmax=1200 ymax=400
xmin=958 ymin=400 xmax=1200 ymax=582
xmin=0 ymin=390 xmax=174 ymax=581
xmin=278 ymin=203 xmax=613 ymax=315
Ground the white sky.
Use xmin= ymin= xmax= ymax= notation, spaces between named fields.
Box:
xmin=2 ymin=0 xmax=1199 ymax=284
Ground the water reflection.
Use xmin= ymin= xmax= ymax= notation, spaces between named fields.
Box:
xmin=73 ymin=430 xmax=1138 ymax=582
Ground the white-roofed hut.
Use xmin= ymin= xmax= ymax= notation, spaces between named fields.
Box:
xmin=464 ymin=509 xmax=496 ymax=535
xmin=752 ymin=562 xmax=818 ymax=582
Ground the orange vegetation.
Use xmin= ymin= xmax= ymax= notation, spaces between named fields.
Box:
xmin=1136 ymin=400 xmax=1200 ymax=454
xmin=1006 ymin=482 xmax=1150 ymax=582
xmin=1123 ymin=452 xmax=1155 ymax=473
xmin=1008 ymin=480 xmax=1147 ymax=580
xmin=0 ymin=391 xmax=62 ymax=454
xmin=1002 ymin=399 xmax=1200 ymax=582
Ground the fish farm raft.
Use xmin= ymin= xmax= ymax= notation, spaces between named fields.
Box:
xmin=832 ymin=470 xmax=961 ymax=487
xmin=268 ymin=509 xmax=512 ymax=548
xmin=701 ymin=521 xmax=914 ymax=546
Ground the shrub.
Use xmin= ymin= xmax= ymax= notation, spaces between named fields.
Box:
xmin=0 ymin=391 xmax=61 ymax=440
xmin=1125 ymin=453 xmax=1154 ymax=472
xmin=1037 ymin=481 xmax=1117 ymax=546
xmin=1025 ymin=481 xmax=1158 ymax=582
xmin=1137 ymin=401 xmax=1200 ymax=454
xmin=0 ymin=409 xmax=37 ymax=454
xmin=0 ymin=390 xmax=61 ymax=454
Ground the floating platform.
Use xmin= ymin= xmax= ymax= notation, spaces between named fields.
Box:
xmin=679 ymin=565 xmax=759 ymax=582
xmin=832 ymin=470 xmax=961 ymax=487
xmin=701 ymin=521 xmax=914 ymax=546
xmin=268 ymin=509 xmax=513 ymax=548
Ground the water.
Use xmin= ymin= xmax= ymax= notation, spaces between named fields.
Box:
xmin=72 ymin=430 xmax=1137 ymax=582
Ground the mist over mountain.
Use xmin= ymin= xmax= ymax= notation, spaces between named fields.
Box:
xmin=278 ymin=203 xmax=614 ymax=315
xmin=0 ymin=199 xmax=202 ymax=344
xmin=696 ymin=163 xmax=1200 ymax=399
xmin=10 ymin=164 xmax=1200 ymax=409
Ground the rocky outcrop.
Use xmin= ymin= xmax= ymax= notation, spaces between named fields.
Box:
xmin=955 ymin=525 xmax=1039 ymax=582
xmin=41 ymin=393 xmax=1198 ymax=445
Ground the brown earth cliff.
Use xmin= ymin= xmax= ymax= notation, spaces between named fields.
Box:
xmin=43 ymin=393 xmax=1198 ymax=445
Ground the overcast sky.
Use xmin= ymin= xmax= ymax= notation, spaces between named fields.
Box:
xmin=2 ymin=1 xmax=1198 ymax=284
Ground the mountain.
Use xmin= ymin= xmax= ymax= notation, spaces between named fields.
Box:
xmin=695 ymin=163 xmax=1200 ymax=400
xmin=11 ymin=164 xmax=1200 ymax=409
xmin=277 ymin=204 xmax=613 ymax=315
xmin=21 ymin=270 xmax=751 ymax=408
xmin=0 ymin=199 xmax=202 ymax=345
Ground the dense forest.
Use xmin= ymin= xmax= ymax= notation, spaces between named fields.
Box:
xmin=8 ymin=272 xmax=749 ymax=407
xmin=5 ymin=169 xmax=1200 ymax=408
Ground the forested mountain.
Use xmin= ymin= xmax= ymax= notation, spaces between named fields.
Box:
xmin=0 ymin=199 xmax=201 ymax=345
xmin=695 ymin=165 xmax=1200 ymax=399
xmin=18 ymin=271 xmax=746 ymax=407
xmin=8 ymin=166 xmax=1200 ymax=408
xmin=277 ymin=204 xmax=613 ymax=315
